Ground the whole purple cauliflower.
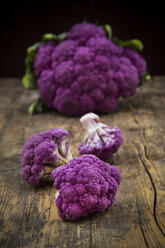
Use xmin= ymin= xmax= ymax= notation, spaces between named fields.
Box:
xmin=21 ymin=128 xmax=72 ymax=186
xmin=78 ymin=112 xmax=123 ymax=159
xmin=51 ymin=154 xmax=121 ymax=221
xmin=23 ymin=22 xmax=150 ymax=116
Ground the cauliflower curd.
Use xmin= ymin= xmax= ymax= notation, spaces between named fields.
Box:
xmin=51 ymin=154 xmax=121 ymax=220
xmin=23 ymin=22 xmax=150 ymax=116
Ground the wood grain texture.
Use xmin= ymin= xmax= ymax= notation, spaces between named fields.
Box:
xmin=0 ymin=77 xmax=165 ymax=248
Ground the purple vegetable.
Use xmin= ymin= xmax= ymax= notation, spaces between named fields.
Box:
xmin=78 ymin=113 xmax=123 ymax=159
xmin=23 ymin=22 xmax=150 ymax=116
xmin=21 ymin=128 xmax=72 ymax=186
xmin=51 ymin=154 xmax=121 ymax=221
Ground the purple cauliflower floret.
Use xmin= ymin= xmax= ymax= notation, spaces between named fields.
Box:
xmin=78 ymin=113 xmax=123 ymax=159
xmin=31 ymin=22 xmax=147 ymax=116
xmin=34 ymin=41 xmax=56 ymax=77
xmin=51 ymin=154 xmax=121 ymax=221
xmin=66 ymin=23 xmax=105 ymax=45
xmin=21 ymin=128 xmax=72 ymax=186
xmin=123 ymin=48 xmax=146 ymax=77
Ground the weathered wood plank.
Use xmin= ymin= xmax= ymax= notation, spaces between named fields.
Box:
xmin=0 ymin=77 xmax=165 ymax=248
xmin=0 ymin=78 xmax=23 ymax=140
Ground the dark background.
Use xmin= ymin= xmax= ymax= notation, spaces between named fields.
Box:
xmin=0 ymin=0 xmax=164 ymax=77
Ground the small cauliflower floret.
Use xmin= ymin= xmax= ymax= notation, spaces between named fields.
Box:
xmin=51 ymin=154 xmax=121 ymax=221
xmin=21 ymin=128 xmax=72 ymax=186
xmin=78 ymin=113 xmax=123 ymax=159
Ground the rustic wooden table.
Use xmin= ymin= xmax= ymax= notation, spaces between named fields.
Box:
xmin=0 ymin=77 xmax=165 ymax=248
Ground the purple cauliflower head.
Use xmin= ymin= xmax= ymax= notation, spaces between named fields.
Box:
xmin=51 ymin=154 xmax=121 ymax=221
xmin=23 ymin=22 xmax=149 ymax=116
xmin=21 ymin=128 xmax=72 ymax=186
xmin=78 ymin=113 xmax=123 ymax=159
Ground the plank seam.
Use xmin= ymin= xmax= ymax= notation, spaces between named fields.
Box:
xmin=130 ymin=104 xmax=165 ymax=238
xmin=136 ymin=201 xmax=149 ymax=248
xmin=138 ymin=150 xmax=165 ymax=238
